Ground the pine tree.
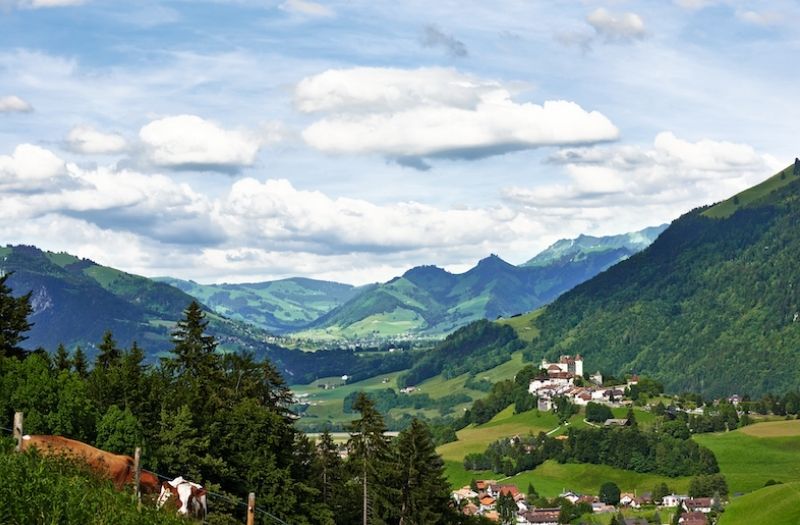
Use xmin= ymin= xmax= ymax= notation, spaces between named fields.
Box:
xmin=54 ymin=343 xmax=71 ymax=371
xmin=395 ymin=419 xmax=452 ymax=525
xmin=626 ymin=407 xmax=638 ymax=428
xmin=347 ymin=392 xmax=391 ymax=525
xmin=318 ymin=429 xmax=343 ymax=507
xmin=527 ymin=482 xmax=538 ymax=500
xmin=496 ymin=491 xmax=516 ymax=525
xmin=0 ymin=272 xmax=33 ymax=359
xmin=95 ymin=331 xmax=121 ymax=369
xmin=72 ymin=346 xmax=88 ymax=378
xmin=169 ymin=301 xmax=219 ymax=379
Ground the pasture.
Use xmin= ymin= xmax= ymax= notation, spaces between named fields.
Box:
xmin=694 ymin=421 xmax=800 ymax=494
xmin=719 ymin=482 xmax=800 ymax=525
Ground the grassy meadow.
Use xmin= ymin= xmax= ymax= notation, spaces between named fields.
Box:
xmin=719 ymin=482 xmax=800 ymax=525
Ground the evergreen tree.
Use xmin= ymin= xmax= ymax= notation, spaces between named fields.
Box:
xmin=626 ymin=406 xmax=638 ymax=428
xmin=168 ymin=301 xmax=220 ymax=380
xmin=54 ymin=343 xmax=71 ymax=371
xmin=527 ymin=482 xmax=538 ymax=499
xmin=72 ymin=346 xmax=88 ymax=378
xmin=95 ymin=331 xmax=121 ymax=369
xmin=347 ymin=392 xmax=392 ymax=525
xmin=0 ymin=272 xmax=33 ymax=359
xmin=394 ymin=419 xmax=452 ymax=525
xmin=318 ymin=429 xmax=343 ymax=507
xmin=496 ymin=491 xmax=515 ymax=525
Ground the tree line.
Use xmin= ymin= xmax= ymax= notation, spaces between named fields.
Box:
xmin=0 ymin=278 xmax=485 ymax=524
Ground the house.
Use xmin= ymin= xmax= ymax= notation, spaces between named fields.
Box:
xmin=589 ymin=371 xmax=603 ymax=385
xmin=519 ymin=508 xmax=560 ymax=525
xmin=624 ymin=519 xmax=649 ymax=525
xmin=603 ymin=418 xmax=630 ymax=427
xmin=559 ymin=491 xmax=580 ymax=504
xmin=479 ymin=495 xmax=495 ymax=511
xmin=679 ymin=512 xmax=708 ymax=525
xmin=451 ymin=486 xmax=478 ymax=503
xmin=460 ymin=502 xmax=478 ymax=516
xmin=662 ymin=494 xmax=688 ymax=507
xmin=483 ymin=510 xmax=500 ymax=522
xmin=682 ymin=497 xmax=713 ymax=513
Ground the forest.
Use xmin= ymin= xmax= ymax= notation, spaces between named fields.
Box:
xmin=0 ymin=274 xmax=484 ymax=525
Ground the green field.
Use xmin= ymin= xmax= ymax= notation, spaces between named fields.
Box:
xmin=444 ymin=459 xmax=691 ymax=499
xmin=292 ymin=350 xmax=529 ymax=429
xmin=703 ymin=163 xmax=795 ymax=219
xmin=695 ymin=423 xmax=800 ymax=494
xmin=720 ymin=482 xmax=800 ymax=525
xmin=496 ymin=310 xmax=542 ymax=342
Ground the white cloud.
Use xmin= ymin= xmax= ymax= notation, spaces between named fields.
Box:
xmin=673 ymin=0 xmax=719 ymax=9
xmin=586 ymin=8 xmax=646 ymax=43
xmin=736 ymin=10 xmax=785 ymax=27
xmin=0 ymin=144 xmax=66 ymax=191
xmin=279 ymin=0 xmax=334 ymax=18
xmin=66 ymin=125 xmax=128 ymax=155
xmin=15 ymin=0 xmax=85 ymax=8
xmin=0 ymin=95 xmax=33 ymax=113
xmin=296 ymin=67 xmax=618 ymax=168
xmin=505 ymin=132 xmax=781 ymax=213
xmin=139 ymin=115 xmax=262 ymax=172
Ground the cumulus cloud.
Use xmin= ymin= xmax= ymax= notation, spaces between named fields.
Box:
xmin=420 ymin=25 xmax=468 ymax=57
xmin=279 ymin=0 xmax=333 ymax=18
xmin=0 ymin=144 xmax=66 ymax=192
xmin=138 ymin=115 xmax=262 ymax=173
xmin=13 ymin=0 xmax=86 ymax=8
xmin=0 ymin=95 xmax=33 ymax=113
xmin=505 ymin=132 xmax=781 ymax=213
xmin=558 ymin=8 xmax=646 ymax=51
xmin=66 ymin=125 xmax=128 ymax=155
xmin=296 ymin=67 xmax=618 ymax=168
xmin=587 ymin=8 xmax=646 ymax=43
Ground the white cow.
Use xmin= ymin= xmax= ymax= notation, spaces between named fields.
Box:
xmin=157 ymin=476 xmax=208 ymax=519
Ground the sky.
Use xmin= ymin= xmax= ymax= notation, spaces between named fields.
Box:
xmin=0 ymin=0 xmax=797 ymax=285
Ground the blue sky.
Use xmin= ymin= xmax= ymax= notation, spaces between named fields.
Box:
xmin=0 ymin=0 xmax=797 ymax=284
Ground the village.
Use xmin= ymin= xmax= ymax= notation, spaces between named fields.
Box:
xmin=451 ymin=480 xmax=718 ymax=525
xmin=447 ymin=355 xmax=736 ymax=524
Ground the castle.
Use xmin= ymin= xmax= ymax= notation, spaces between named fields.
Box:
xmin=540 ymin=354 xmax=584 ymax=378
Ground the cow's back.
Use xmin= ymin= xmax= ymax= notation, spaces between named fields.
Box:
xmin=21 ymin=435 xmax=134 ymax=489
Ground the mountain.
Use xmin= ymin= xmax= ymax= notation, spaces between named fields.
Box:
xmin=156 ymin=276 xmax=361 ymax=334
xmin=522 ymin=225 xmax=667 ymax=267
xmin=527 ymin=160 xmax=800 ymax=397
xmin=300 ymin=226 xmax=666 ymax=338
xmin=0 ymin=245 xmax=278 ymax=358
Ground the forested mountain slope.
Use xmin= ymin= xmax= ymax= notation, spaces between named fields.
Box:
xmin=157 ymin=276 xmax=361 ymax=334
xmin=303 ymin=225 xmax=665 ymax=338
xmin=527 ymin=161 xmax=800 ymax=396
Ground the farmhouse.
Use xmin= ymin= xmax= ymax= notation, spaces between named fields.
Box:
xmin=682 ymin=497 xmax=714 ymax=513
xmin=519 ymin=508 xmax=560 ymax=525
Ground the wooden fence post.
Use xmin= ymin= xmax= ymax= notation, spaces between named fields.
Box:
xmin=246 ymin=492 xmax=255 ymax=525
xmin=13 ymin=412 xmax=23 ymax=452
xmin=134 ymin=447 xmax=142 ymax=510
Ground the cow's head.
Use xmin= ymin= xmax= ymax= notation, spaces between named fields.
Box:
xmin=139 ymin=471 xmax=160 ymax=495
xmin=157 ymin=477 xmax=206 ymax=518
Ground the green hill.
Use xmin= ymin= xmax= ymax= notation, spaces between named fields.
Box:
xmin=157 ymin=276 xmax=361 ymax=334
xmin=299 ymin=225 xmax=665 ymax=339
xmin=720 ymin=482 xmax=800 ymax=525
xmin=527 ymin=162 xmax=800 ymax=396
xmin=0 ymin=245 xmax=381 ymax=382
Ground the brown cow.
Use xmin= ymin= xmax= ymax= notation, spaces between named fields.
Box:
xmin=20 ymin=435 xmax=160 ymax=494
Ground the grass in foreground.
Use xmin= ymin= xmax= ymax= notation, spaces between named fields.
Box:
xmin=0 ymin=445 xmax=184 ymax=525
xmin=719 ymin=482 xmax=800 ymax=525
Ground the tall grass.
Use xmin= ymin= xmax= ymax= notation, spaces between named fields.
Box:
xmin=0 ymin=438 xmax=184 ymax=525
